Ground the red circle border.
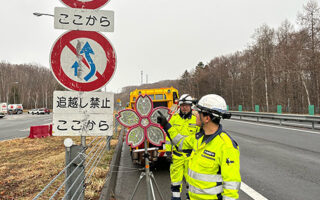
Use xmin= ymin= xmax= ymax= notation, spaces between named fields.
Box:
xmin=50 ymin=30 xmax=116 ymax=91
xmin=60 ymin=0 xmax=110 ymax=9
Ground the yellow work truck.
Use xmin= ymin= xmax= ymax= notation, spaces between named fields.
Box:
xmin=127 ymin=87 xmax=179 ymax=165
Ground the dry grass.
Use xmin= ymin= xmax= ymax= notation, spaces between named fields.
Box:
xmin=0 ymin=132 xmax=120 ymax=200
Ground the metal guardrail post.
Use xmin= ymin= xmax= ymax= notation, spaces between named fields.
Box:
xmin=312 ymin=121 xmax=315 ymax=129
xmin=65 ymin=145 xmax=85 ymax=200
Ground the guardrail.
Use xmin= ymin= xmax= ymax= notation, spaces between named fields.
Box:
xmin=229 ymin=111 xmax=320 ymax=129
xmin=33 ymin=118 xmax=122 ymax=200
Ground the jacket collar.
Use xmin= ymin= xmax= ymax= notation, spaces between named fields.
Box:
xmin=197 ymin=125 xmax=223 ymax=144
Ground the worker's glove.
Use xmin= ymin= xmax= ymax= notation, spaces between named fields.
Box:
xmin=166 ymin=151 xmax=172 ymax=163
xmin=157 ymin=115 xmax=168 ymax=127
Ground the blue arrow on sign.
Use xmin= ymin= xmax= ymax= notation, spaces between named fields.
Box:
xmin=71 ymin=42 xmax=97 ymax=81
xmin=71 ymin=61 xmax=79 ymax=76
xmin=80 ymin=42 xmax=96 ymax=81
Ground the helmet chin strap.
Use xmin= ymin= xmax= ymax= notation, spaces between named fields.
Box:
xmin=199 ymin=113 xmax=205 ymax=128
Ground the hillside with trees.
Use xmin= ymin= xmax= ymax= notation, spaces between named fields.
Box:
xmin=0 ymin=62 xmax=63 ymax=109
xmin=119 ymin=1 xmax=320 ymax=114
xmin=178 ymin=1 xmax=320 ymax=114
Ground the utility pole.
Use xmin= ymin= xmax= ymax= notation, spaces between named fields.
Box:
xmin=146 ymin=74 xmax=148 ymax=84
xmin=12 ymin=82 xmax=19 ymax=104
xmin=141 ymin=70 xmax=143 ymax=85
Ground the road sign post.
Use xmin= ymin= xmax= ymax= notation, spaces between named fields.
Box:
xmin=51 ymin=0 xmax=116 ymax=198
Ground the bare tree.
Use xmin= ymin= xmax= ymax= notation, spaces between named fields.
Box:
xmin=298 ymin=0 xmax=320 ymax=109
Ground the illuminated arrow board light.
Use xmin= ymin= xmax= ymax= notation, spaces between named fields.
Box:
xmin=52 ymin=91 xmax=114 ymax=136
xmin=54 ymin=7 xmax=114 ymax=32
xmin=117 ymin=95 xmax=172 ymax=148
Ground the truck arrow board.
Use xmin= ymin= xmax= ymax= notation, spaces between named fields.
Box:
xmin=116 ymin=95 xmax=172 ymax=148
xmin=50 ymin=30 xmax=116 ymax=92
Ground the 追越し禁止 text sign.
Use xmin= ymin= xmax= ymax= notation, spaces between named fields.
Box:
xmin=53 ymin=90 xmax=114 ymax=136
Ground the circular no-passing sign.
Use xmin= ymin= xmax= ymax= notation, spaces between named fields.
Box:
xmin=50 ymin=30 xmax=116 ymax=91
xmin=60 ymin=0 xmax=111 ymax=9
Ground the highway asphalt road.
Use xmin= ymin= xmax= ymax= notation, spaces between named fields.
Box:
xmin=113 ymin=119 xmax=320 ymax=200
xmin=0 ymin=113 xmax=52 ymax=141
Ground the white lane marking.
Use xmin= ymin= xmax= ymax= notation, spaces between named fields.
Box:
xmin=257 ymin=120 xmax=311 ymax=127
xmin=241 ymin=182 xmax=269 ymax=200
xmin=229 ymin=119 xmax=320 ymax=135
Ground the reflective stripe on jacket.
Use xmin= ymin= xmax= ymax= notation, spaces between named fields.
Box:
xmin=165 ymin=124 xmax=241 ymax=200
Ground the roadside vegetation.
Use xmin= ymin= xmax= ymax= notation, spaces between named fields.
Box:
xmin=0 ymin=130 xmax=120 ymax=199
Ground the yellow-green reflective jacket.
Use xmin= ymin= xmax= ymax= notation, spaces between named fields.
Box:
xmin=165 ymin=113 xmax=199 ymax=155
xmin=165 ymin=124 xmax=241 ymax=200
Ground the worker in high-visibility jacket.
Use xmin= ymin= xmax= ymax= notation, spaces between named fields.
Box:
xmin=165 ymin=94 xmax=200 ymax=200
xmin=158 ymin=94 xmax=241 ymax=200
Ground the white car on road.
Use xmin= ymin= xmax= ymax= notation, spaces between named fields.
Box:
xmin=28 ymin=109 xmax=38 ymax=115
xmin=37 ymin=108 xmax=45 ymax=115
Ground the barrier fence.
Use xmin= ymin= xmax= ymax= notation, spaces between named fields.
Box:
xmin=230 ymin=111 xmax=320 ymax=129
xmin=32 ymin=118 xmax=122 ymax=200
xmin=228 ymin=104 xmax=319 ymax=115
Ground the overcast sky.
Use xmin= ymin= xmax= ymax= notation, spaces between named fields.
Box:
xmin=0 ymin=0 xmax=308 ymax=92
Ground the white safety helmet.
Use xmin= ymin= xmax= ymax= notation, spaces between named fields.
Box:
xmin=178 ymin=94 xmax=193 ymax=105
xmin=194 ymin=94 xmax=231 ymax=119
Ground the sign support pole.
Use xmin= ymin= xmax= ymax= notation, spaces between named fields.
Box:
xmin=51 ymin=0 xmax=116 ymax=198
xmin=81 ymin=136 xmax=86 ymax=147
xmin=65 ymin=145 xmax=85 ymax=200
xmin=144 ymin=140 xmax=153 ymax=200
xmin=129 ymin=139 xmax=165 ymax=200
xmin=80 ymin=135 xmax=86 ymax=199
